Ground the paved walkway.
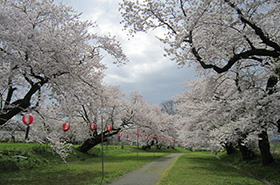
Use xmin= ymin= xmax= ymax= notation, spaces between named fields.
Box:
xmin=106 ymin=153 xmax=185 ymax=185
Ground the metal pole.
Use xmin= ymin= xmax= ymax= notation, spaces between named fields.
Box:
xmin=137 ymin=128 xmax=139 ymax=163
xmin=101 ymin=115 xmax=104 ymax=180
xmin=107 ymin=130 xmax=109 ymax=150
xmin=153 ymin=139 xmax=155 ymax=157
xmin=25 ymin=125 xmax=30 ymax=140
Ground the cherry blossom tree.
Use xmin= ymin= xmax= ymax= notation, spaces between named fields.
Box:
xmin=174 ymin=77 xmax=224 ymax=151
xmin=174 ymin=70 xmax=280 ymax=162
xmin=75 ymin=85 xmax=127 ymax=153
xmin=119 ymin=91 xmax=178 ymax=149
xmin=0 ymin=0 xmax=127 ymax=126
xmin=0 ymin=0 xmax=129 ymax=159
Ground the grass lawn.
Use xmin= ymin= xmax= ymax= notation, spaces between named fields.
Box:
xmin=158 ymin=151 xmax=265 ymax=185
xmin=2 ymin=143 xmax=279 ymax=185
xmin=0 ymin=143 xmax=183 ymax=185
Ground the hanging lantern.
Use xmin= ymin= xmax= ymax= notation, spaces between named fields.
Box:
xmin=145 ymin=136 xmax=148 ymax=140
xmin=62 ymin=122 xmax=70 ymax=131
xmin=140 ymin=133 xmax=143 ymax=137
xmin=126 ymin=134 xmax=129 ymax=138
xmin=106 ymin=125 xmax=112 ymax=131
xmin=135 ymin=131 xmax=139 ymax=135
xmin=118 ymin=132 xmax=122 ymax=137
xmin=89 ymin=123 xmax=96 ymax=131
xmin=22 ymin=113 xmax=33 ymax=126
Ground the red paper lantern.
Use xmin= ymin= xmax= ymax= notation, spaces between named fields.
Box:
xmin=106 ymin=125 xmax=112 ymax=131
xmin=135 ymin=131 xmax=139 ymax=135
xmin=145 ymin=136 xmax=148 ymax=140
xmin=164 ymin=138 xmax=167 ymax=140
xmin=140 ymin=133 xmax=143 ymax=137
xmin=118 ymin=132 xmax=122 ymax=137
xmin=126 ymin=134 xmax=129 ymax=138
xmin=89 ymin=123 xmax=96 ymax=131
xmin=22 ymin=113 xmax=33 ymax=126
xmin=62 ymin=122 xmax=70 ymax=131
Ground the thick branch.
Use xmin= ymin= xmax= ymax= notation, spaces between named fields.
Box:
xmin=187 ymin=1 xmax=280 ymax=73
xmin=0 ymin=79 xmax=48 ymax=125
xmin=224 ymin=0 xmax=280 ymax=52
xmin=189 ymin=28 xmax=280 ymax=73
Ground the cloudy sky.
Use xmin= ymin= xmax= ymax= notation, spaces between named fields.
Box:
xmin=56 ymin=0 xmax=197 ymax=104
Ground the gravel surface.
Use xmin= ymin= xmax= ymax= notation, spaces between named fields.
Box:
xmin=106 ymin=153 xmax=185 ymax=185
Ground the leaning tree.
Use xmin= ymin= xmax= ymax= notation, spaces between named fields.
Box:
xmin=119 ymin=0 xmax=280 ymax=164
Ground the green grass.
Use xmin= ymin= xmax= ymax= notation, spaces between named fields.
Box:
xmin=0 ymin=143 xmax=185 ymax=185
xmin=5 ymin=143 xmax=278 ymax=185
xmin=158 ymin=151 xmax=265 ymax=185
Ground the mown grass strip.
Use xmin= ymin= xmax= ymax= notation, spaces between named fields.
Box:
xmin=158 ymin=151 xmax=264 ymax=185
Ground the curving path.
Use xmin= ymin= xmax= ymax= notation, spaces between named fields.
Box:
xmin=106 ymin=153 xmax=185 ymax=185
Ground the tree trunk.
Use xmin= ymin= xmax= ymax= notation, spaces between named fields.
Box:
xmin=77 ymin=130 xmax=119 ymax=153
xmin=77 ymin=136 xmax=103 ymax=153
xmin=224 ymin=142 xmax=235 ymax=154
xmin=238 ymin=139 xmax=254 ymax=161
xmin=258 ymin=130 xmax=274 ymax=165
